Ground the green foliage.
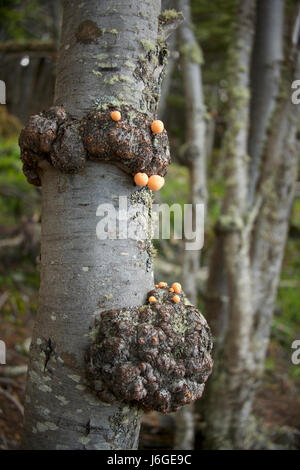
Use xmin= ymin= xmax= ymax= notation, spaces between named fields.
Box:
xmin=191 ymin=0 xmax=237 ymax=86
xmin=0 ymin=137 xmax=39 ymax=226
xmin=0 ymin=135 xmax=40 ymax=327
xmin=273 ymin=200 xmax=300 ymax=347
xmin=0 ymin=0 xmax=40 ymax=39
xmin=160 ymin=163 xmax=189 ymax=207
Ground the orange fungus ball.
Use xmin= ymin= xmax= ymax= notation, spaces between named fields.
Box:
xmin=169 ymin=288 xmax=174 ymax=293
xmin=151 ymin=120 xmax=164 ymax=134
xmin=149 ymin=296 xmax=157 ymax=303
xmin=110 ymin=110 xmax=121 ymax=121
xmin=147 ymin=175 xmax=165 ymax=191
xmin=134 ymin=172 xmax=148 ymax=186
xmin=172 ymin=295 xmax=180 ymax=303
xmin=158 ymin=281 xmax=168 ymax=288
xmin=172 ymin=282 xmax=182 ymax=294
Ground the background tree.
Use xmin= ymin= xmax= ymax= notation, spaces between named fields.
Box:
xmin=203 ymin=0 xmax=300 ymax=449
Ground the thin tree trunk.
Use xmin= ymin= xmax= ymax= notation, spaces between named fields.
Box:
xmin=22 ymin=0 xmax=174 ymax=450
xmin=251 ymin=19 xmax=300 ymax=378
xmin=173 ymin=0 xmax=207 ymax=450
xmin=203 ymin=0 xmax=256 ymax=450
xmin=177 ymin=0 xmax=207 ymax=305
xmin=248 ymin=0 xmax=284 ymax=206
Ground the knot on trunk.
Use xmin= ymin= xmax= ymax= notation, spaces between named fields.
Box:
xmin=85 ymin=287 xmax=213 ymax=414
xmin=19 ymin=105 xmax=170 ymax=186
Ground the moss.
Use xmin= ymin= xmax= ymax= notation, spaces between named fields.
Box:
xmin=140 ymin=40 xmax=156 ymax=52
xmin=93 ymin=53 xmax=108 ymax=60
xmin=159 ymin=9 xmax=182 ymax=22
xmin=104 ymin=75 xmax=120 ymax=85
xmin=124 ymin=60 xmax=135 ymax=68
xmin=119 ymin=75 xmax=134 ymax=84
xmin=218 ymin=212 xmax=244 ymax=232
xmin=92 ymin=70 xmax=102 ymax=77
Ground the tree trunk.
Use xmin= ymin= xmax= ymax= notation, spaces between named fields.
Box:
xmin=248 ymin=0 xmax=284 ymax=206
xmin=203 ymin=0 xmax=256 ymax=450
xmin=22 ymin=0 xmax=173 ymax=450
xmin=177 ymin=0 xmax=207 ymax=305
xmin=173 ymin=0 xmax=207 ymax=450
xmin=251 ymin=16 xmax=300 ymax=379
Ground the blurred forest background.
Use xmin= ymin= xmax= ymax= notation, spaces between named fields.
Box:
xmin=0 ymin=0 xmax=300 ymax=450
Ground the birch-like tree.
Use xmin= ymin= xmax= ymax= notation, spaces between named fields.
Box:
xmin=20 ymin=0 xmax=182 ymax=450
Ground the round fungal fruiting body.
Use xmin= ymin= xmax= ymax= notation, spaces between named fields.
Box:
xmin=172 ymin=282 xmax=182 ymax=294
xmin=169 ymin=288 xmax=174 ymax=293
xmin=134 ymin=172 xmax=149 ymax=187
xmin=110 ymin=110 xmax=121 ymax=121
xmin=158 ymin=282 xmax=168 ymax=288
xmin=151 ymin=120 xmax=164 ymax=134
xmin=149 ymin=296 xmax=157 ymax=304
xmin=147 ymin=175 xmax=165 ymax=191
xmin=172 ymin=295 xmax=180 ymax=303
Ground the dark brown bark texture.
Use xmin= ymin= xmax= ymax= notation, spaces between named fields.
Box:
xmin=19 ymin=104 xmax=170 ymax=187
xmin=86 ymin=286 xmax=213 ymax=413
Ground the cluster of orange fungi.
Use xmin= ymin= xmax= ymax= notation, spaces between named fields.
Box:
xmin=110 ymin=111 xmax=166 ymax=192
xmin=149 ymin=282 xmax=182 ymax=305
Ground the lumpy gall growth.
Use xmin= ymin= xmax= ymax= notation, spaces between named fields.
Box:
xmin=86 ymin=287 xmax=213 ymax=413
xmin=19 ymin=105 xmax=170 ymax=186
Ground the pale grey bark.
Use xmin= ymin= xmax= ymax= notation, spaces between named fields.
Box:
xmin=22 ymin=0 xmax=172 ymax=450
xmin=55 ymin=0 xmax=166 ymax=119
xmin=248 ymin=0 xmax=284 ymax=206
